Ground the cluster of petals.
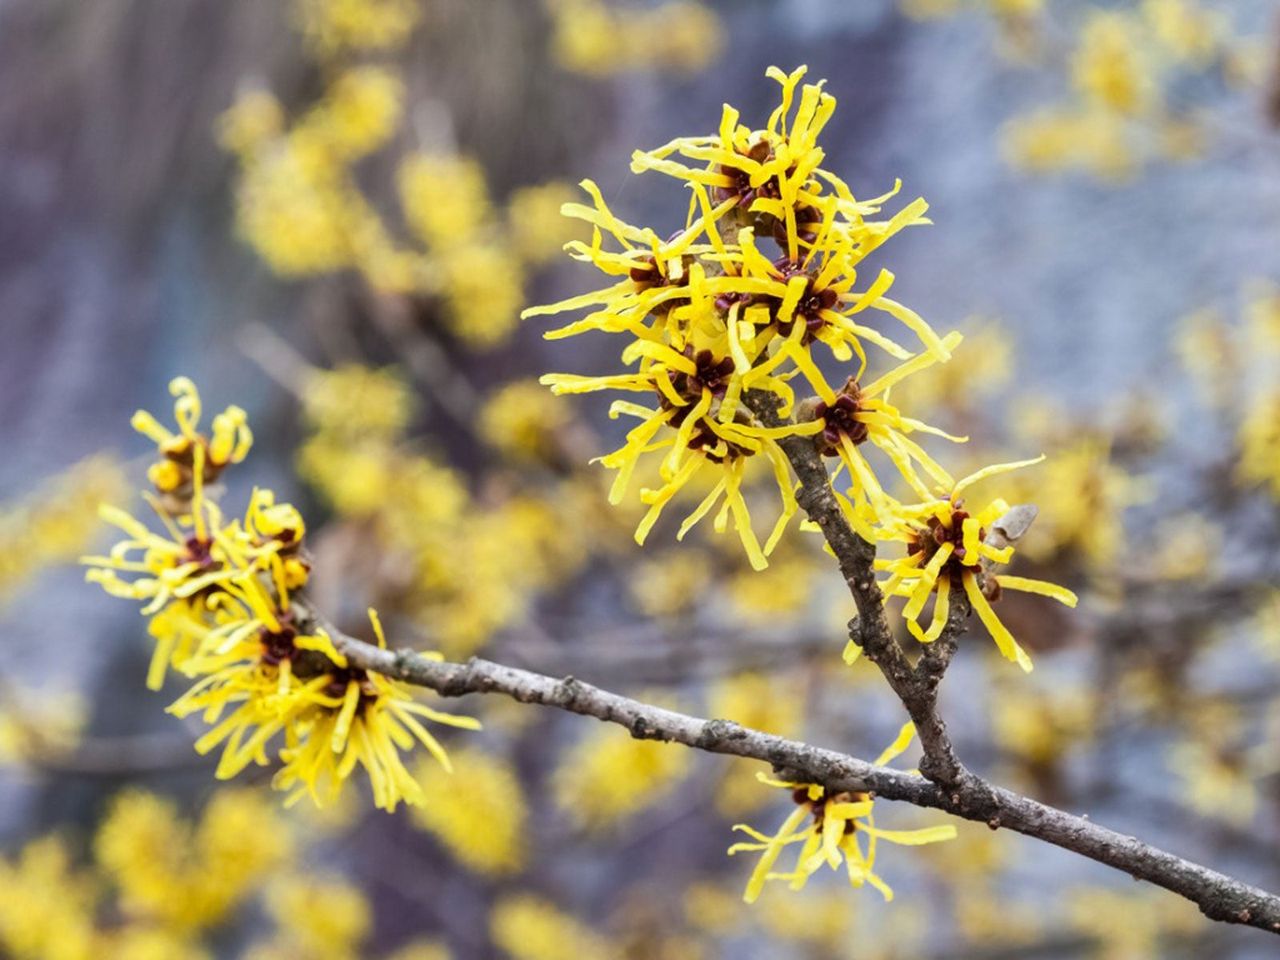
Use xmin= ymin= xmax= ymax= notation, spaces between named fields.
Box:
xmin=527 ymin=66 xmax=961 ymax=570
xmin=729 ymin=723 xmax=956 ymax=902
xmin=528 ymin=66 xmax=1077 ymax=670
xmin=84 ymin=378 xmax=477 ymax=810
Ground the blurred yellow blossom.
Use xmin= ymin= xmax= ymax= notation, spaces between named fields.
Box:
xmin=1176 ymin=307 xmax=1236 ymax=406
xmin=710 ymin=672 xmax=806 ymax=817
xmin=102 ymin=927 xmax=210 ymax=960
xmin=217 ymin=89 xmax=285 ymax=156
xmin=1072 ymin=11 xmax=1156 ymax=115
xmin=434 ymin=242 xmax=527 ymax=345
xmin=546 ymin=0 xmax=723 ymax=76
xmin=480 ymin=379 xmax=573 ymax=463
xmin=1239 ymin=391 xmax=1280 ymax=500
xmin=299 ymin=67 xmax=404 ymax=160
xmin=1142 ymin=0 xmax=1224 ymax=67
xmin=754 ymin=885 xmax=857 ymax=945
xmin=0 ymin=836 xmax=98 ymax=960
xmin=384 ymin=942 xmax=453 ymax=960
xmin=0 ymin=685 xmax=86 ymax=766
xmin=398 ymin=153 xmax=493 ymax=249
xmin=507 ymin=181 xmax=584 ymax=265
xmin=1003 ymin=108 xmax=1135 ymax=180
xmin=628 ymin=550 xmax=713 ymax=618
xmin=0 ymin=453 xmax=127 ymax=603
xmin=411 ymin=747 xmax=528 ymax=876
xmin=232 ymin=134 xmax=366 ymax=275
xmin=1068 ymin=886 xmax=1203 ymax=959
xmin=293 ymin=0 xmax=420 ymax=54
xmin=490 ymin=894 xmax=614 ymax=960
xmin=727 ymin=551 xmax=818 ymax=619
xmin=990 ymin=678 xmax=1094 ymax=769
xmin=1147 ymin=512 xmax=1220 ymax=581
xmin=1244 ymin=281 xmax=1280 ymax=354
xmin=1254 ymin=591 xmax=1280 ymax=660
xmin=554 ymin=714 xmax=692 ymax=831
xmin=1168 ymin=703 xmax=1258 ymax=827
xmin=259 ymin=874 xmax=371 ymax=960
xmin=95 ymin=788 xmax=291 ymax=932
xmin=302 ymin=363 xmax=416 ymax=439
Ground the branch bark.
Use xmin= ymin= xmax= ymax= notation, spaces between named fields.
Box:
xmin=744 ymin=389 xmax=967 ymax=786
xmin=329 ymin=630 xmax=1280 ymax=935
xmin=293 ymin=377 xmax=1280 ymax=936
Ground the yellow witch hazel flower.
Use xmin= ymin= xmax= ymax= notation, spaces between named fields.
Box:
xmin=799 ymin=336 xmax=965 ymax=525
xmin=128 ymin=376 xmax=252 ymax=500
xmin=729 ymin=723 xmax=956 ymax=902
xmin=871 ymin=459 xmax=1078 ymax=671
xmin=85 ymin=378 xmax=477 ymax=812
xmin=271 ymin=610 xmax=480 ymax=811
xmin=527 ymin=66 xmax=959 ymax=569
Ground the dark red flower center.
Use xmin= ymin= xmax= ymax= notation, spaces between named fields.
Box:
xmin=813 ymin=386 xmax=869 ymax=454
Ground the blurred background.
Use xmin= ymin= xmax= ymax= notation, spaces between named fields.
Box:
xmin=2 ymin=0 xmax=1280 ymax=957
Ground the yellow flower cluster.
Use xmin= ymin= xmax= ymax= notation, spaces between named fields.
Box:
xmin=221 ymin=68 xmax=407 ymax=278
xmin=219 ymin=7 xmax=582 ymax=347
xmin=545 ymin=0 xmax=723 ymax=76
xmin=0 ymin=836 xmax=99 ymax=960
xmin=871 ymin=460 xmax=1078 ymax=672
xmin=250 ymin=874 xmax=372 ymax=960
xmin=1000 ymin=2 xmax=1242 ymax=180
xmin=411 ymin=747 xmax=529 ymax=876
xmin=293 ymin=0 xmax=420 ymax=55
xmin=297 ymin=364 xmax=584 ymax=656
xmin=729 ymin=724 xmax=956 ymax=902
xmin=1239 ymin=391 xmax=1280 ymax=502
xmin=84 ymin=378 xmax=478 ymax=811
xmin=0 ymin=684 xmax=86 ymax=766
xmin=96 ymin=788 xmax=290 ymax=932
xmin=530 ymin=66 xmax=962 ymax=569
xmin=531 ymin=65 xmax=1077 ymax=671
xmin=490 ymin=894 xmax=615 ymax=960
xmin=0 ymin=453 xmax=127 ymax=603
xmin=1175 ymin=283 xmax=1280 ymax=501
xmin=553 ymin=715 xmax=692 ymax=832
xmin=0 ymin=787 xmax=298 ymax=960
